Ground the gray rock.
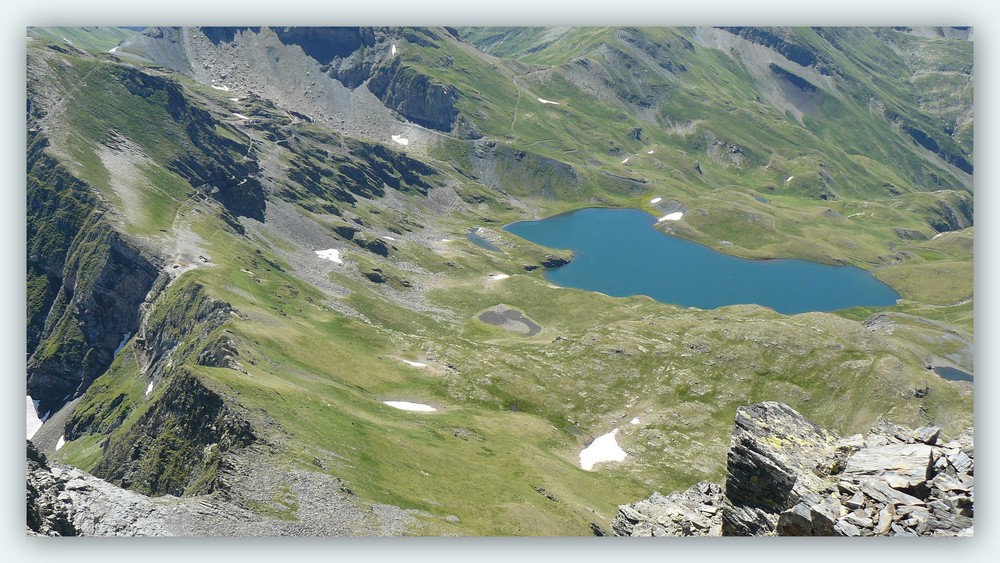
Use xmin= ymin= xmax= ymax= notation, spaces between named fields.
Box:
xmin=776 ymin=494 xmax=842 ymax=536
xmin=932 ymin=473 xmax=969 ymax=493
xmin=857 ymin=478 xmax=924 ymax=507
xmin=844 ymin=513 xmax=873 ymax=529
xmin=613 ymin=481 xmax=723 ymax=537
xmin=607 ymin=402 xmax=974 ymax=538
xmin=844 ymin=491 xmax=866 ymax=510
xmin=864 ymin=434 xmax=891 ymax=448
xmin=948 ymin=450 xmax=973 ymax=474
xmin=843 ymin=443 xmax=933 ymax=489
xmin=912 ymin=426 xmax=941 ymax=445
xmin=875 ymin=504 xmax=895 ymax=535
xmin=777 ymin=502 xmax=813 ymax=536
xmin=834 ymin=519 xmax=862 ymax=537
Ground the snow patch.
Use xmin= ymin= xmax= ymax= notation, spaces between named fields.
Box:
xmin=391 ymin=44 xmax=397 ymax=56
xmin=315 ymin=249 xmax=343 ymax=264
xmin=440 ymin=238 xmax=453 ymax=243
xmin=391 ymin=134 xmax=409 ymax=146
xmin=537 ymin=98 xmax=560 ymax=105
xmin=384 ymin=401 xmax=437 ymax=412
xmin=229 ymin=97 xmax=241 ymax=102
xmin=488 ymin=273 xmax=510 ymax=281
xmin=630 ymin=417 xmax=640 ymax=425
xmin=211 ymin=84 xmax=230 ymax=91
xmin=650 ymin=197 xmax=662 ymax=204
xmin=932 ymin=232 xmax=946 ymax=240
xmin=580 ymin=428 xmax=627 ymax=470
xmin=785 ymin=175 xmax=794 ymax=183
xmin=621 ymin=157 xmax=630 ymax=164
xmin=109 ymin=45 xmax=118 ymax=53
xmin=56 ymin=435 xmax=66 ymax=451
xmin=146 ymin=382 xmax=154 ymax=397
xmin=401 ymin=360 xmax=427 ymax=368
xmin=114 ymin=332 xmax=131 ymax=356
xmin=26 ymin=396 xmax=43 ymax=439
xmin=233 ymin=113 xmax=250 ymax=120
xmin=383 ymin=236 xmax=397 ymax=241
xmin=647 ymin=150 xmax=654 ymax=155
xmin=658 ymin=211 xmax=684 ymax=222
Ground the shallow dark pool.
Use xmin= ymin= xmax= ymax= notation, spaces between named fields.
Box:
xmin=933 ymin=366 xmax=974 ymax=382
xmin=467 ymin=228 xmax=500 ymax=251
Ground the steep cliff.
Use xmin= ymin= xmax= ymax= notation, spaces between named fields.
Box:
xmin=368 ymin=58 xmax=459 ymax=132
xmin=26 ymin=134 xmax=161 ymax=416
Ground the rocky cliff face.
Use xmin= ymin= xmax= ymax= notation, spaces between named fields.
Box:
xmin=25 ymin=159 xmax=162 ymax=417
xmin=368 ymin=58 xmax=459 ymax=132
xmin=614 ymin=402 xmax=973 ymax=537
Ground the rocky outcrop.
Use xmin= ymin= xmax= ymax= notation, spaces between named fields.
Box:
xmin=28 ymin=440 xmax=174 ymax=536
xmin=614 ymin=402 xmax=973 ymax=537
xmin=717 ymin=27 xmax=836 ymax=75
xmin=540 ymin=254 xmax=570 ymax=269
xmin=368 ymin=58 xmax=459 ymax=132
xmin=722 ymin=401 xmax=840 ymax=535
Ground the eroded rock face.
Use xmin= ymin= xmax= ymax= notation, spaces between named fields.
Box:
xmin=615 ymin=402 xmax=973 ymax=537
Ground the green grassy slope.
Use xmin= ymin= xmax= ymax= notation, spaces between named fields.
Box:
xmin=33 ymin=27 xmax=973 ymax=536
xmin=28 ymin=27 xmax=135 ymax=52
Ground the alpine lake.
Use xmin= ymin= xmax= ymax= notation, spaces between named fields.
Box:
xmin=504 ymin=207 xmax=901 ymax=315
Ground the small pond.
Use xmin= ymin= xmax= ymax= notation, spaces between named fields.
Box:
xmin=933 ymin=366 xmax=974 ymax=383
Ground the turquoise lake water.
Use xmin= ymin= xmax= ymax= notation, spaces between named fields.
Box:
xmin=503 ymin=207 xmax=901 ymax=315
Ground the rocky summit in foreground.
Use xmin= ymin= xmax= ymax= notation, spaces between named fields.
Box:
xmin=613 ymin=402 xmax=973 ymax=537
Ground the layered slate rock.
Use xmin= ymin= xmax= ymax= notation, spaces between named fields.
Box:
xmin=612 ymin=482 xmax=723 ymax=537
xmin=721 ymin=401 xmax=839 ymax=535
xmin=615 ymin=402 xmax=973 ymax=537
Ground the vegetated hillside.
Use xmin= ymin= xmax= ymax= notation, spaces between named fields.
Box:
xmin=26 ymin=27 xmax=972 ymax=536
xmin=27 ymin=27 xmax=136 ymax=53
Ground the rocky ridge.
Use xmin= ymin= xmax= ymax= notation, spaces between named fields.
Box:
xmin=614 ymin=401 xmax=973 ymax=537
xmin=27 ymin=440 xmax=418 ymax=536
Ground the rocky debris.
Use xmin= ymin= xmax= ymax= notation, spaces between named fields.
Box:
xmin=27 ymin=441 xmax=76 ymax=536
xmin=615 ymin=402 xmax=973 ymax=537
xmin=613 ymin=482 xmax=723 ymax=537
xmin=27 ymin=440 xmax=420 ymax=536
